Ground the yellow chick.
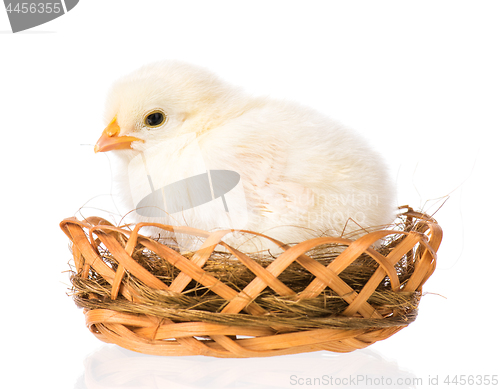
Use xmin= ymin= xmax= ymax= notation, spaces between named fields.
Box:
xmin=95 ymin=61 xmax=396 ymax=252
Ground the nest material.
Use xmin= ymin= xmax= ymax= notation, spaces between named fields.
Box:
xmin=60 ymin=206 xmax=442 ymax=357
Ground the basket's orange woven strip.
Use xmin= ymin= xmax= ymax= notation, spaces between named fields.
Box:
xmin=334 ymin=337 xmax=371 ymax=351
xmin=294 ymin=252 xmax=382 ymax=318
xmin=223 ymin=245 xmax=295 ymax=296
xmin=110 ymin=266 xmax=126 ymax=300
xmin=298 ymin=232 xmax=399 ymax=301
xmin=326 ymin=232 xmax=393 ymax=275
xmin=403 ymin=220 xmax=442 ymax=292
xmin=342 ymin=232 xmax=423 ymax=316
xmin=137 ymin=236 xmax=269 ymax=316
xmin=118 ymin=222 xmax=213 ymax=239
xmin=133 ymin=321 xmax=275 ymax=339
xmin=95 ymin=231 xmax=169 ymax=291
xmin=355 ymin=327 xmax=404 ymax=348
xmin=232 ymin=328 xmax=366 ymax=351
xmin=71 ymin=242 xmax=84 ymax=274
xmin=85 ymin=308 xmax=157 ymax=328
xmin=219 ymin=238 xmax=309 ymax=315
xmin=60 ymin=219 xmax=134 ymax=301
xmin=209 ymin=334 xmax=283 ymax=358
xmin=82 ymin=222 xmax=141 ymax=300
xmin=110 ymin=226 xmax=140 ymax=299
xmin=170 ymin=229 xmax=232 ymax=292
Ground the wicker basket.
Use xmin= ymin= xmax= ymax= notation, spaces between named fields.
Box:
xmin=60 ymin=207 xmax=442 ymax=358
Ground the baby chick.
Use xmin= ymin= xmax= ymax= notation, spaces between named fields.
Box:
xmin=95 ymin=61 xmax=396 ymax=252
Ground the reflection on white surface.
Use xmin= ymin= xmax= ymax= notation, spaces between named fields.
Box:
xmin=76 ymin=345 xmax=417 ymax=389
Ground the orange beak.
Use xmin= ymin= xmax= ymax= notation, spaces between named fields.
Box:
xmin=94 ymin=116 xmax=144 ymax=153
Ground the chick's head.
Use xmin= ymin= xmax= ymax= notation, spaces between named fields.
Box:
xmin=95 ymin=61 xmax=235 ymax=154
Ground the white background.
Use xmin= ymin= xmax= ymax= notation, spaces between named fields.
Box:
xmin=1 ymin=1 xmax=499 ymax=388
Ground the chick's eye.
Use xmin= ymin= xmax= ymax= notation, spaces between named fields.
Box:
xmin=145 ymin=111 xmax=165 ymax=127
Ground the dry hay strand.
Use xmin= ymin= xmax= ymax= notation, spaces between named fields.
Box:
xmin=61 ymin=206 xmax=442 ymax=357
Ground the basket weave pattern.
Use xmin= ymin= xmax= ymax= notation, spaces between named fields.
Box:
xmin=60 ymin=209 xmax=442 ymax=358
